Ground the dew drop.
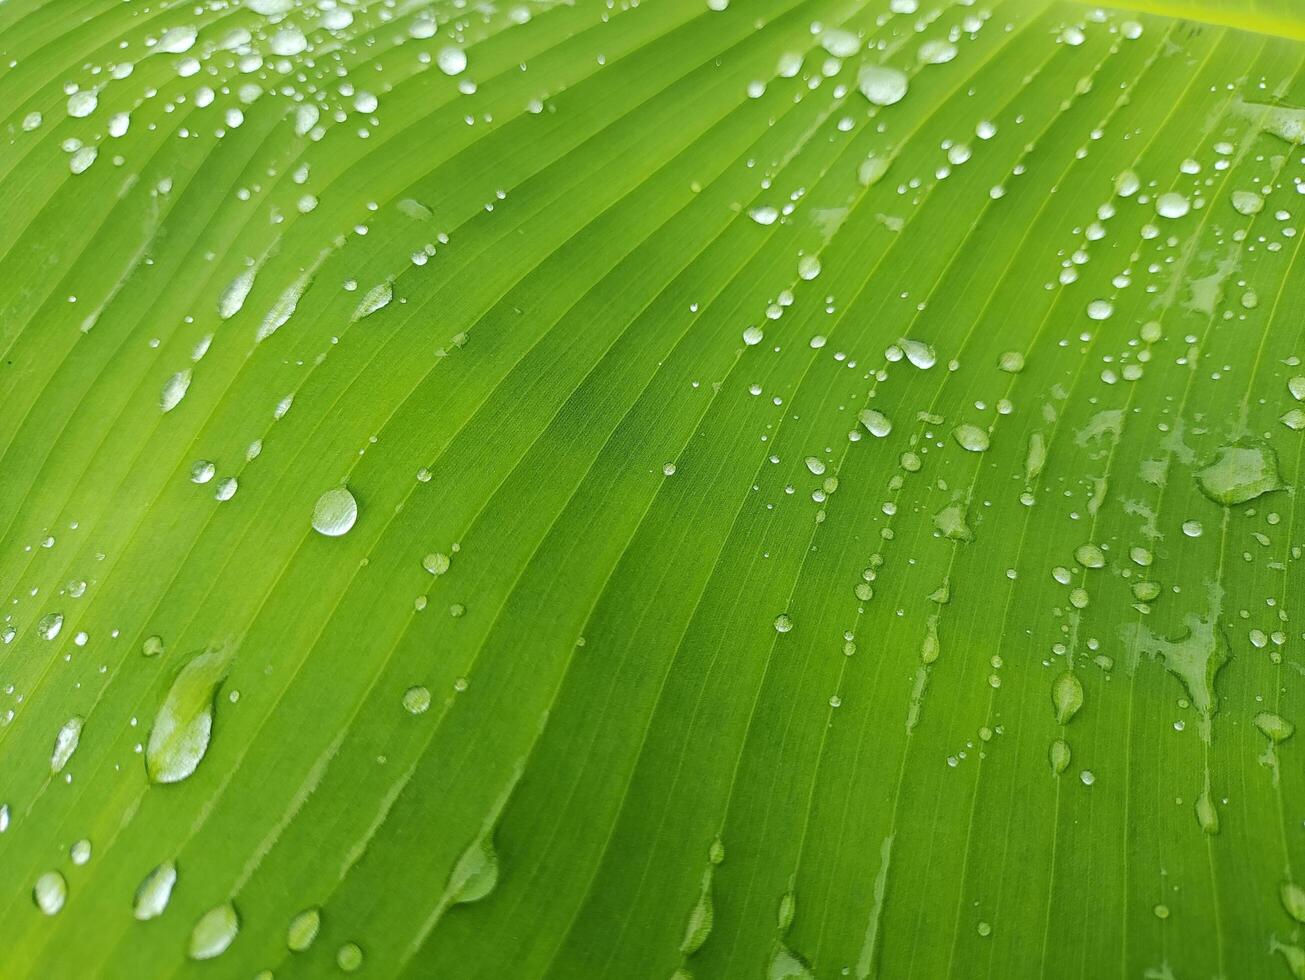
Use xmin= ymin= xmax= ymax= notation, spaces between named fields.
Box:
xmin=33 ymin=871 xmax=67 ymax=916
xmin=287 ymin=907 xmax=322 ymax=952
xmin=146 ymin=647 xmax=229 ymax=784
xmin=312 ymin=487 xmax=358 ymax=537
xmin=133 ymin=861 xmax=177 ymax=920
xmin=857 ymin=65 xmax=908 ymax=106
xmin=189 ymin=902 xmax=239 ymax=960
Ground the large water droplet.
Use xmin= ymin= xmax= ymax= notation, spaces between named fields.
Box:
xmin=146 ymin=647 xmax=229 ymax=784
xmin=287 ymin=907 xmax=322 ymax=952
xmin=51 ymin=717 xmax=83 ymax=773
xmin=445 ymin=836 xmax=498 ymax=905
xmin=34 ymin=871 xmax=67 ymax=915
xmin=1052 ymin=672 xmax=1083 ymax=724
xmin=857 ymin=65 xmax=908 ymax=106
xmin=312 ymin=487 xmax=358 ymax=537
xmin=134 ymin=861 xmax=177 ymax=920
xmin=189 ymin=902 xmax=239 ymax=960
xmin=1195 ymin=444 xmax=1283 ymax=506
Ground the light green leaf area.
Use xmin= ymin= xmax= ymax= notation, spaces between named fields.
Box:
xmin=2 ymin=0 xmax=1305 ymax=978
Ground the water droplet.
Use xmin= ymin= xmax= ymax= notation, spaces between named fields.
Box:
xmin=952 ymin=424 xmax=989 ymax=452
xmin=774 ymin=614 xmax=794 ymax=634
xmin=749 ymin=206 xmax=778 ymax=226
xmin=1255 ymin=712 xmax=1294 ymax=743
xmin=1228 ymin=189 xmax=1264 ymax=216
xmin=189 ymin=902 xmax=239 ymax=960
xmin=768 ymin=945 xmax=815 ymax=980
xmin=777 ymin=889 xmax=796 ymax=931
xmin=857 ymin=65 xmax=908 ymax=106
xmin=1195 ymin=444 xmax=1283 ymax=506
xmin=819 ymin=28 xmax=860 ymax=58
xmin=38 ymin=612 xmax=64 ymax=640
xmin=742 ymin=325 xmax=764 ymax=346
xmin=70 ymin=839 xmax=92 ymax=865
xmin=287 ymin=907 xmax=321 ymax=952
xmin=1052 ymin=672 xmax=1083 ymax=724
xmin=134 ymin=861 xmax=177 ymax=920
xmin=1074 ymin=544 xmax=1105 ymax=569
xmin=190 ymin=460 xmax=215 ymax=484
xmin=33 ymin=871 xmax=67 ymax=915
xmin=422 ymin=553 xmax=450 ymax=575
xmin=352 ymin=281 xmax=393 ymax=321
xmin=1155 ymin=192 xmax=1190 ymax=219
xmin=160 ymin=369 xmax=192 ymax=413
xmin=312 ymin=487 xmax=358 ymax=537
xmin=858 ymin=409 xmax=892 ymax=437
xmin=337 ymin=942 xmax=364 ymax=972
xmin=403 ymin=686 xmax=431 ymax=715
xmin=146 ymin=646 xmax=230 ymax=784
xmin=437 ymin=47 xmax=467 ymax=76
xmin=1086 ymin=299 xmax=1113 ymax=321
xmin=918 ymin=39 xmax=957 ymax=64
xmin=1049 ymin=738 xmax=1071 ymax=774
xmin=218 ymin=269 xmax=256 ymax=320
xmin=1283 ymin=882 xmax=1305 ymax=923
xmin=998 ymin=351 xmax=1025 ymax=373
xmin=51 ymin=717 xmax=84 ymax=773
xmin=445 ymin=835 xmax=498 ymax=905
xmin=680 ymin=870 xmax=714 ymax=954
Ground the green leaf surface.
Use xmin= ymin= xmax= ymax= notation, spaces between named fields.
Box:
xmin=2 ymin=0 xmax=1305 ymax=978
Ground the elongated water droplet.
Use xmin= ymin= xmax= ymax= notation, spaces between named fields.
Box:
xmin=1052 ymin=672 xmax=1083 ymax=724
xmin=134 ymin=861 xmax=177 ymax=920
xmin=680 ymin=870 xmax=713 ymax=954
xmin=146 ymin=647 xmax=229 ymax=784
xmin=1283 ymin=882 xmax=1305 ymax=923
xmin=257 ymin=273 xmax=311 ymax=344
xmin=160 ymin=370 xmax=192 ymax=413
xmin=1196 ymin=784 xmax=1219 ymax=835
xmin=287 ymin=907 xmax=321 ymax=952
xmin=189 ymin=902 xmax=239 ymax=960
xmin=51 ymin=716 xmax=84 ymax=773
xmin=445 ymin=836 xmax=498 ymax=905
xmin=1049 ymin=738 xmax=1071 ymax=774
xmin=858 ymin=409 xmax=891 ymax=437
xmin=1025 ymin=432 xmax=1046 ymax=482
xmin=312 ymin=487 xmax=358 ymax=537
xmin=352 ymin=277 xmax=393 ymax=321
xmin=778 ymin=889 xmax=796 ymax=931
xmin=219 ymin=269 xmax=256 ymax=320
